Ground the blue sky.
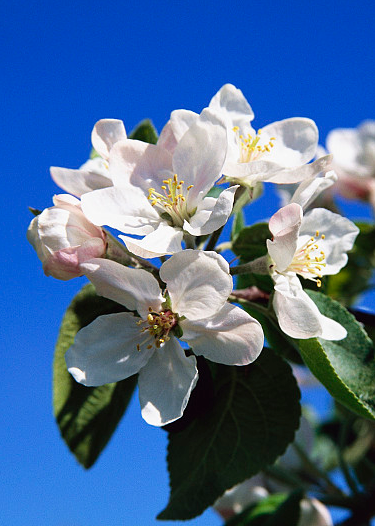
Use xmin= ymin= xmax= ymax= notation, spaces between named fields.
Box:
xmin=2 ymin=0 xmax=375 ymax=524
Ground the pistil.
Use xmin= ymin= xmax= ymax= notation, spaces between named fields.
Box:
xmin=136 ymin=307 xmax=179 ymax=350
xmin=147 ymin=174 xmax=194 ymax=227
xmin=287 ymin=230 xmax=326 ymax=287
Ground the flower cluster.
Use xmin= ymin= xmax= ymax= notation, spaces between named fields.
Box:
xmin=28 ymin=83 xmax=359 ymax=428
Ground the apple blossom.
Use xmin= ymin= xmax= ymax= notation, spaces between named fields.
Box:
xmin=266 ymin=203 xmax=359 ymax=339
xmin=326 ymin=120 xmax=375 ymax=207
xmin=50 ymin=119 xmax=126 ymax=197
xmin=27 ymin=194 xmax=107 ymax=280
xmin=81 ymin=111 xmax=238 ymax=258
xmin=159 ymin=84 xmax=333 ymax=188
xmin=214 ymin=479 xmax=333 ymax=526
xmin=65 ymin=250 xmax=264 ymax=426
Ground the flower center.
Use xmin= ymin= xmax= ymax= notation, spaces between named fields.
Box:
xmin=148 ymin=174 xmax=194 ymax=227
xmin=287 ymin=230 xmax=326 ymax=287
xmin=233 ymin=126 xmax=276 ymax=164
xmin=137 ymin=308 xmax=179 ymax=350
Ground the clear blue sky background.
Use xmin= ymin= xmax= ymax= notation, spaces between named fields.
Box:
xmin=2 ymin=1 xmax=375 ymax=524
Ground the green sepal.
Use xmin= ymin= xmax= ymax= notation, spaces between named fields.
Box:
xmin=53 ymin=283 xmax=137 ymax=468
xmin=28 ymin=206 xmax=42 ymax=216
xmin=158 ymin=348 xmax=301 ymax=520
xmin=128 ymin=118 xmax=158 ymax=144
xmin=298 ymin=290 xmax=375 ymax=421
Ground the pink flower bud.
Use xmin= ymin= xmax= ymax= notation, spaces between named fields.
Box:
xmin=27 ymin=194 xmax=106 ymax=280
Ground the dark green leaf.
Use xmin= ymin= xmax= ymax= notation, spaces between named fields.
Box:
xmin=158 ymin=348 xmax=301 ymax=520
xmin=299 ymin=290 xmax=375 ymax=421
xmin=53 ymin=283 xmax=137 ymax=468
xmin=232 ymin=223 xmax=271 ymax=262
xmin=206 ymin=185 xmax=224 ymax=198
xmin=128 ymin=118 xmax=158 ymax=144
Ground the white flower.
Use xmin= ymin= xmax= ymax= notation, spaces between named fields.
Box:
xmin=326 ymin=120 xmax=375 ymax=206
xmin=81 ymin=112 xmax=238 ymax=258
xmin=50 ymin=119 xmax=126 ymax=196
xmin=214 ymin=480 xmax=333 ymax=526
xmin=65 ymin=250 xmax=264 ymax=426
xmin=159 ymin=84 xmax=332 ymax=188
xmin=27 ymin=194 xmax=107 ymax=280
xmin=266 ymin=203 xmax=359 ymax=339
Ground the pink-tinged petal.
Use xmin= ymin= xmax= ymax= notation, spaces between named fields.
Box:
xmin=120 ymin=223 xmax=184 ymax=259
xmin=81 ymin=186 xmax=159 ymax=235
xmin=273 ymin=273 xmax=347 ymax=340
xmin=299 ymin=208 xmax=359 ymax=275
xmin=109 ymin=139 xmax=173 ymax=190
xmin=183 ymin=186 xmax=238 ymax=236
xmin=181 ymin=303 xmax=263 ymax=365
xmin=65 ymin=312 xmax=155 ymax=386
xmin=261 ymin=118 xmax=318 ymax=166
xmin=267 ymin=203 xmax=302 ymax=271
xmin=208 ymin=83 xmax=254 ymax=127
xmin=158 ymin=110 xmax=199 ymax=153
xmin=80 ymin=258 xmax=163 ymax=316
xmin=160 ymin=250 xmax=232 ymax=320
xmin=91 ymin=119 xmax=127 ymax=160
xmin=172 ymin=115 xmax=227 ymax=208
xmin=50 ymin=164 xmax=112 ymax=197
xmin=44 ymin=238 xmax=106 ymax=280
xmin=138 ymin=337 xmax=198 ymax=426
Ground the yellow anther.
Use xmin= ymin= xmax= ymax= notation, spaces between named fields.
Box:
xmin=174 ymin=174 xmax=178 ymax=182
xmin=137 ymin=344 xmax=141 ymax=352
xmin=187 ymin=185 xmax=193 ymax=190
xmin=232 ymin=126 xmax=239 ymax=132
xmin=317 ymin=279 xmax=322 ymax=288
xmin=322 ymin=234 xmax=325 ymax=239
xmin=316 ymin=230 xmax=320 ymax=237
xmin=161 ymin=185 xmax=167 ymax=190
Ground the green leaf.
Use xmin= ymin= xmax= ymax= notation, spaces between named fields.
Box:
xmin=53 ymin=283 xmax=137 ymax=468
xmin=158 ymin=348 xmax=301 ymax=520
xmin=226 ymin=490 xmax=303 ymax=526
xmin=206 ymin=185 xmax=224 ymax=198
xmin=128 ymin=118 xmax=158 ymax=144
xmin=299 ymin=290 xmax=375 ymax=421
xmin=28 ymin=206 xmax=42 ymax=216
xmin=232 ymin=223 xmax=271 ymax=262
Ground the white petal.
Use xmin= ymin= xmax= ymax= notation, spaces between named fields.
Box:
xmin=91 ymin=119 xmax=127 ymax=159
xmin=299 ymin=498 xmax=333 ymax=526
xmin=80 ymin=258 xmax=163 ymax=316
xmin=326 ymin=128 xmax=366 ymax=175
xmin=50 ymin=165 xmax=112 ymax=197
xmin=109 ymin=139 xmax=173 ymax=191
xmin=273 ymin=273 xmax=347 ymax=340
xmin=160 ymin=250 xmax=232 ymax=320
xmin=65 ymin=312 xmax=155 ymax=386
xmin=138 ymin=337 xmax=198 ymax=426
xmin=267 ymin=203 xmax=302 ymax=271
xmin=120 ymin=223 xmax=184 ymax=258
xmin=290 ymin=170 xmax=337 ymax=210
xmin=299 ymin=208 xmax=359 ymax=275
xmin=172 ymin=115 xmax=227 ymax=208
xmin=81 ymin=186 xmax=159 ymax=234
xmin=181 ymin=303 xmax=264 ymax=365
xmin=261 ymin=118 xmax=318 ymax=166
xmin=158 ymin=109 xmax=199 ymax=153
xmin=183 ymin=186 xmax=238 ymax=236
xmin=208 ymin=83 xmax=254 ymax=127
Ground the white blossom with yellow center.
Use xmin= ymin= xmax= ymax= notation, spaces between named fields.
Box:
xmin=81 ymin=111 xmax=238 ymax=259
xmin=157 ymin=84 xmax=333 ymax=188
xmin=65 ymin=250 xmax=264 ymax=427
xmin=266 ymin=203 xmax=358 ymax=340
